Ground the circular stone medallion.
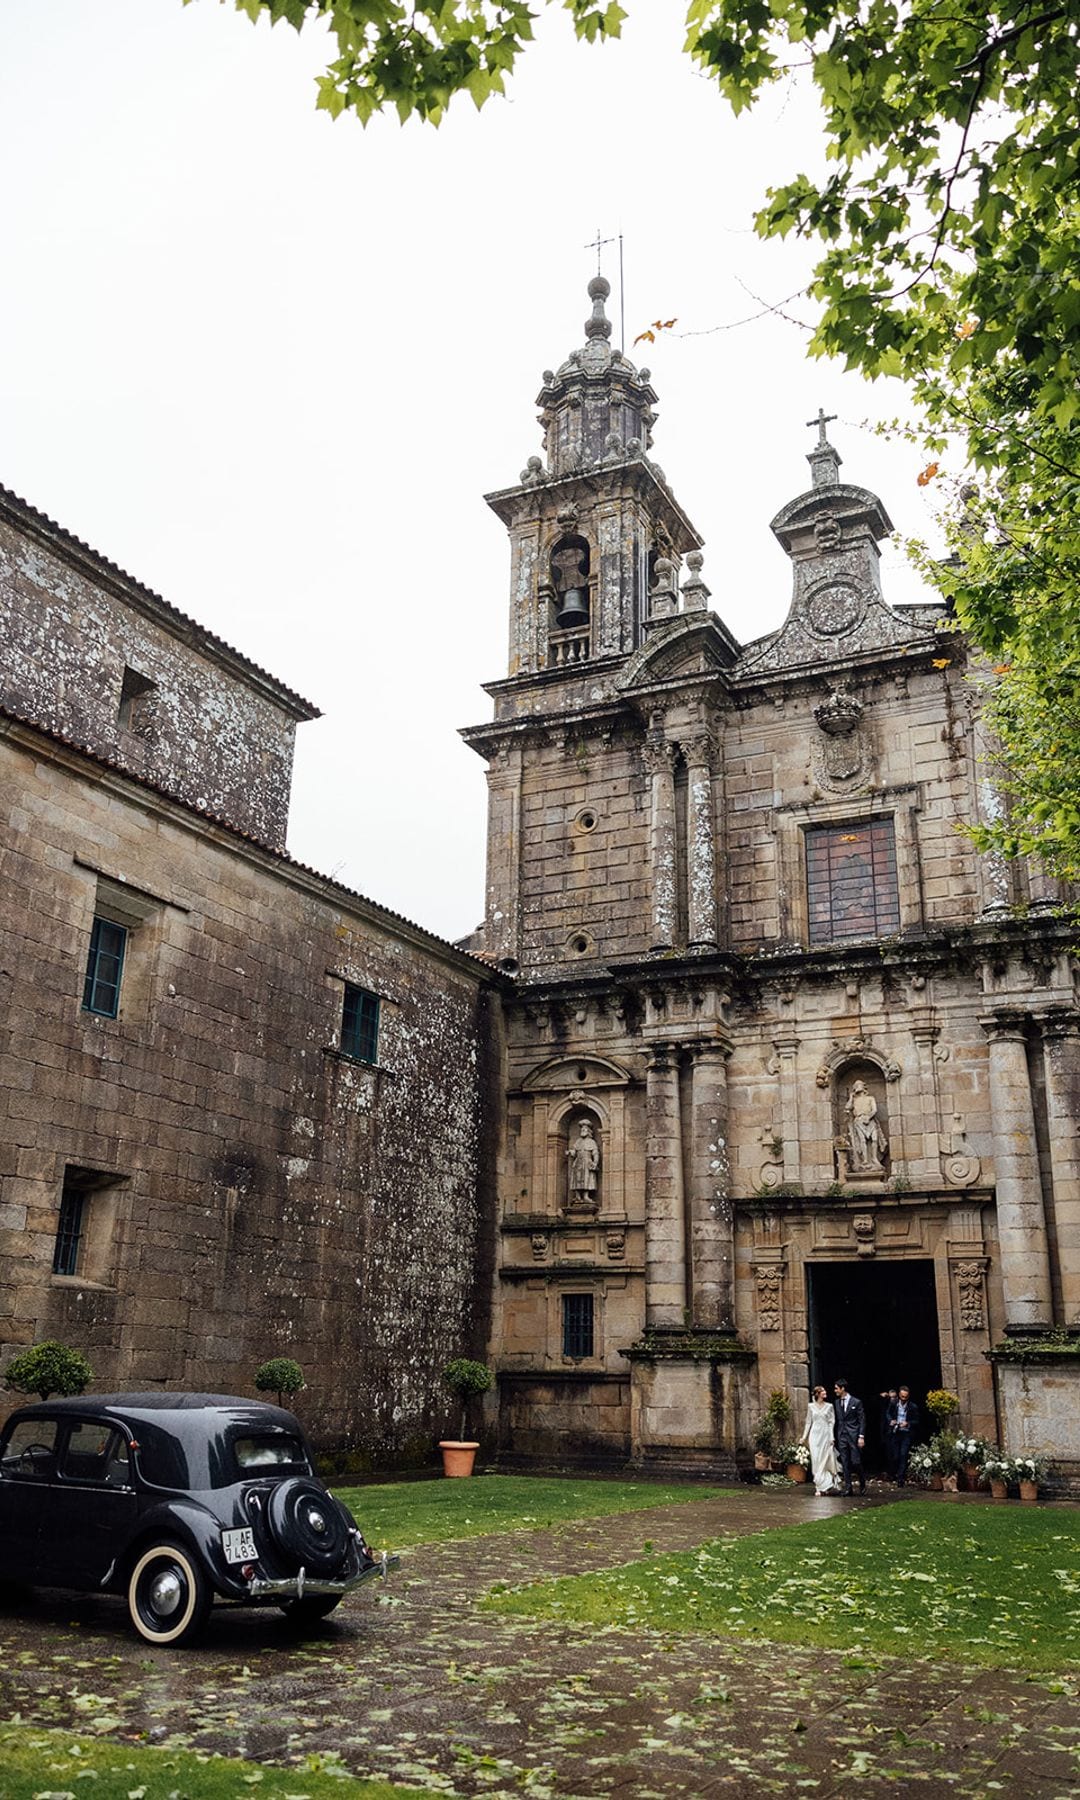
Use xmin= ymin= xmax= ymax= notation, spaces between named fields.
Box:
xmin=806 ymin=579 xmax=865 ymax=636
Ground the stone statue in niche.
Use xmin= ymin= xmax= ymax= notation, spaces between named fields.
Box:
xmin=845 ymin=1080 xmax=888 ymax=1174
xmin=566 ymin=1119 xmax=601 ymax=1210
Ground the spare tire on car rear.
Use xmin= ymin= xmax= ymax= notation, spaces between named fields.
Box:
xmin=266 ymin=1478 xmax=348 ymax=1573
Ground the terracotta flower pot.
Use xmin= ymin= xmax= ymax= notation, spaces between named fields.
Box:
xmin=963 ymin=1463 xmax=982 ymax=1491
xmin=439 ymin=1440 xmax=479 ymax=1477
xmin=1018 ymin=1478 xmax=1038 ymax=1503
xmin=990 ymin=1478 xmax=1008 ymax=1500
xmin=929 ymin=1473 xmax=944 ymax=1491
xmin=787 ymin=1464 xmax=808 ymax=1483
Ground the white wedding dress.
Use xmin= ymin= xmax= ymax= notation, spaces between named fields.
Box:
xmin=801 ymin=1401 xmax=840 ymax=1495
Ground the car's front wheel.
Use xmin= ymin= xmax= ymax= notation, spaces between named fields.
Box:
xmin=277 ymin=1594 xmax=343 ymax=1626
xmin=127 ymin=1541 xmax=211 ymax=1646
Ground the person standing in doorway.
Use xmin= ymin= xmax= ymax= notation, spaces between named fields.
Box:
xmin=887 ymin=1385 xmax=920 ymax=1486
xmin=833 ymin=1378 xmax=866 ymax=1495
xmin=879 ymin=1388 xmax=899 ymax=1481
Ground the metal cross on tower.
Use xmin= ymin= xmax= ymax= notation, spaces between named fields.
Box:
xmin=583 ymin=229 xmax=626 ymax=353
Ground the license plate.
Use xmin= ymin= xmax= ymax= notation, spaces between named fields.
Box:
xmin=222 ymin=1527 xmax=256 ymax=1564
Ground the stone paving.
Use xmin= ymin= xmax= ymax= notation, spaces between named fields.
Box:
xmin=1 ymin=1488 xmax=1077 ymax=1799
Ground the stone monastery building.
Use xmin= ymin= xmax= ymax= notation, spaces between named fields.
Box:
xmin=2 ymin=279 xmax=1078 ymax=1478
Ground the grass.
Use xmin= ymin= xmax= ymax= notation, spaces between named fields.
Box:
xmin=0 ymin=1724 xmax=436 ymax=1798
xmin=333 ymin=1472 xmax=732 ymax=1550
xmin=485 ymin=1499 xmax=1080 ymax=1672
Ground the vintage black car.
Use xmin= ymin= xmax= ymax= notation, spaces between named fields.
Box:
xmin=0 ymin=1393 xmax=396 ymax=1645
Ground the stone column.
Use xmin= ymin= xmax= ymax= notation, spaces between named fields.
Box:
xmin=687 ymin=1040 xmax=734 ymax=1329
xmin=643 ymin=739 xmax=677 ymax=951
xmin=910 ymin=1011 xmax=942 ymax=1189
xmin=1041 ymin=1008 xmax=1080 ymax=1325
xmin=644 ymin=1042 xmax=687 ymax=1328
xmin=683 ymin=732 xmax=718 ymax=950
xmin=981 ymin=1011 xmax=1053 ymax=1331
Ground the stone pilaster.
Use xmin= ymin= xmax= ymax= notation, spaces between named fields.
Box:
xmin=981 ymin=1011 xmax=1053 ymax=1331
xmin=644 ymin=1042 xmax=687 ymax=1327
xmin=1040 ymin=1008 xmax=1080 ymax=1325
xmin=683 ymin=731 xmax=718 ymax=950
xmin=910 ymin=1010 xmax=942 ymax=1189
xmin=643 ymin=737 xmax=677 ymax=951
xmin=772 ymin=1033 xmax=802 ymax=1188
xmin=483 ymin=739 xmax=523 ymax=964
xmin=687 ymin=1039 xmax=733 ymax=1329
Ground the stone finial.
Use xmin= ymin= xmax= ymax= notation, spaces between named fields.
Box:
xmin=681 ymin=548 xmax=710 ymax=613
xmin=648 ymin=555 xmax=679 ymax=620
xmin=805 ymin=407 xmax=842 ymax=488
xmin=585 ymin=275 xmax=613 ymax=341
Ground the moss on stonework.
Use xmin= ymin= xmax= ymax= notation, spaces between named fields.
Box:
xmin=987 ymin=1330 xmax=1080 ymax=1363
xmin=621 ymin=1331 xmax=756 ymax=1364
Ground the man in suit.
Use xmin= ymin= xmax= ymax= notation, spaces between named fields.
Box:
xmin=833 ymin=1378 xmax=866 ymax=1495
xmin=887 ymin=1385 xmax=921 ymax=1486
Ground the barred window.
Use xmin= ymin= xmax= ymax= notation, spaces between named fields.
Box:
xmin=806 ymin=821 xmax=900 ymax=945
xmin=53 ymin=1177 xmax=88 ymax=1276
xmin=562 ymin=1292 xmax=594 ymax=1360
xmin=341 ymin=983 xmax=379 ymax=1064
xmin=82 ymin=916 xmax=127 ymax=1017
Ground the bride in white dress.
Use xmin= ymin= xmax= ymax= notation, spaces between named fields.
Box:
xmin=800 ymin=1385 xmax=841 ymax=1495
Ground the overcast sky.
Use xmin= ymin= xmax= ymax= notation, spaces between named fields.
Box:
xmin=0 ymin=2 xmax=945 ymax=942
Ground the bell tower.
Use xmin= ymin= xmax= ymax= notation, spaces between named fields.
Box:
xmin=486 ymin=276 xmax=703 ymax=681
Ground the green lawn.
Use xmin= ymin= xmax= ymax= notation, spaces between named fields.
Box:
xmin=0 ymin=1725 xmax=435 ymax=1798
xmin=485 ymin=1500 xmax=1080 ymax=1671
xmin=334 ymin=1472 xmax=731 ymax=1549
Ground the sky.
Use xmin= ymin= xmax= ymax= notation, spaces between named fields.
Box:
xmin=0 ymin=1 xmax=946 ymax=943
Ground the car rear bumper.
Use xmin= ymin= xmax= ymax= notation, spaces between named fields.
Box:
xmin=248 ymin=1551 xmax=400 ymax=1599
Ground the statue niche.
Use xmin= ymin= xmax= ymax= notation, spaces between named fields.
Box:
xmin=563 ymin=1109 xmax=601 ymax=1212
xmin=833 ymin=1061 xmax=889 ymax=1183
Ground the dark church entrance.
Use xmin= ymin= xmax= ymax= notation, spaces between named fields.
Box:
xmin=806 ymin=1259 xmax=942 ymax=1471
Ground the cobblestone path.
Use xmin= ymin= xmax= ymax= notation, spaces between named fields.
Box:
xmin=0 ymin=1487 xmax=1077 ymax=1798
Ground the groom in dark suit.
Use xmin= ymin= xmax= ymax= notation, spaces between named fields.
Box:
xmin=833 ymin=1379 xmax=866 ymax=1495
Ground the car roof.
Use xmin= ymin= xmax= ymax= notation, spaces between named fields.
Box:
xmin=5 ymin=1393 xmax=302 ymax=1428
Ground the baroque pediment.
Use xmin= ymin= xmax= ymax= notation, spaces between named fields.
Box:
xmin=521 ymin=1054 xmax=633 ymax=1092
xmin=614 ymin=615 xmax=737 ymax=694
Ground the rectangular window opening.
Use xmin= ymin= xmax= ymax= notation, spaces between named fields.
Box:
xmin=562 ymin=1292 xmax=595 ymax=1360
xmin=52 ymin=1164 xmax=125 ymax=1282
xmin=341 ymin=983 xmax=380 ymax=1064
xmin=82 ymin=915 xmax=127 ymax=1017
xmin=53 ymin=1179 xmax=87 ymax=1276
xmin=805 ymin=820 xmax=900 ymax=946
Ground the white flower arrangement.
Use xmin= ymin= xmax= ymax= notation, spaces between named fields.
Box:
xmin=908 ymin=1442 xmax=938 ymax=1478
xmin=789 ymin=1442 xmax=811 ymax=1468
xmin=1011 ymin=1453 xmax=1047 ymax=1482
xmin=982 ymin=1452 xmax=1009 ymax=1482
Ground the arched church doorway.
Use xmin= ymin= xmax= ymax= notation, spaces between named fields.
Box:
xmin=806 ymin=1260 xmax=942 ymax=1472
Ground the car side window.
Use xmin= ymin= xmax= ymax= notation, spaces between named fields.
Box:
xmin=1 ymin=1419 xmax=60 ymax=1481
xmin=59 ymin=1421 xmax=131 ymax=1487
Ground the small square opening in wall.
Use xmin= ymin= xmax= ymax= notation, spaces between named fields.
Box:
xmin=562 ymin=1292 xmax=595 ymax=1359
xmin=117 ymin=665 xmax=156 ymax=732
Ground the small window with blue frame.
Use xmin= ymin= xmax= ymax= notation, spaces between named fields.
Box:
xmin=341 ymin=982 xmax=379 ymax=1064
xmin=82 ymin=916 xmax=127 ymax=1018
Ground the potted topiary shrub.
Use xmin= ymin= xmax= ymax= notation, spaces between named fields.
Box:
xmin=4 ymin=1340 xmax=93 ymax=1401
xmin=254 ymin=1357 xmax=305 ymax=1409
xmin=439 ymin=1358 xmax=493 ymax=1477
xmin=752 ymin=1389 xmax=792 ymax=1473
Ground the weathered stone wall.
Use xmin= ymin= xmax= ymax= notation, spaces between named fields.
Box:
xmin=0 ymin=499 xmax=310 ymax=851
xmin=0 ymin=721 xmax=498 ymax=1459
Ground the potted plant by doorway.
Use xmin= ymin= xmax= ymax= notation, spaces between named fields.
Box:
xmin=1013 ymin=1453 xmax=1047 ymax=1502
xmin=438 ymin=1358 xmax=493 ymax=1477
xmin=983 ymin=1453 xmax=1009 ymax=1500
xmin=781 ymin=1442 xmax=810 ymax=1483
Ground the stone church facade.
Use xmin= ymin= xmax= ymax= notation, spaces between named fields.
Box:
xmin=2 ymin=281 xmax=1079 ymax=1477
xmin=462 ymin=278 xmax=1080 ymax=1478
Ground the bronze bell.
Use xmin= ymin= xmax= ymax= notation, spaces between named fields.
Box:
xmin=555 ymin=588 xmax=589 ymax=629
